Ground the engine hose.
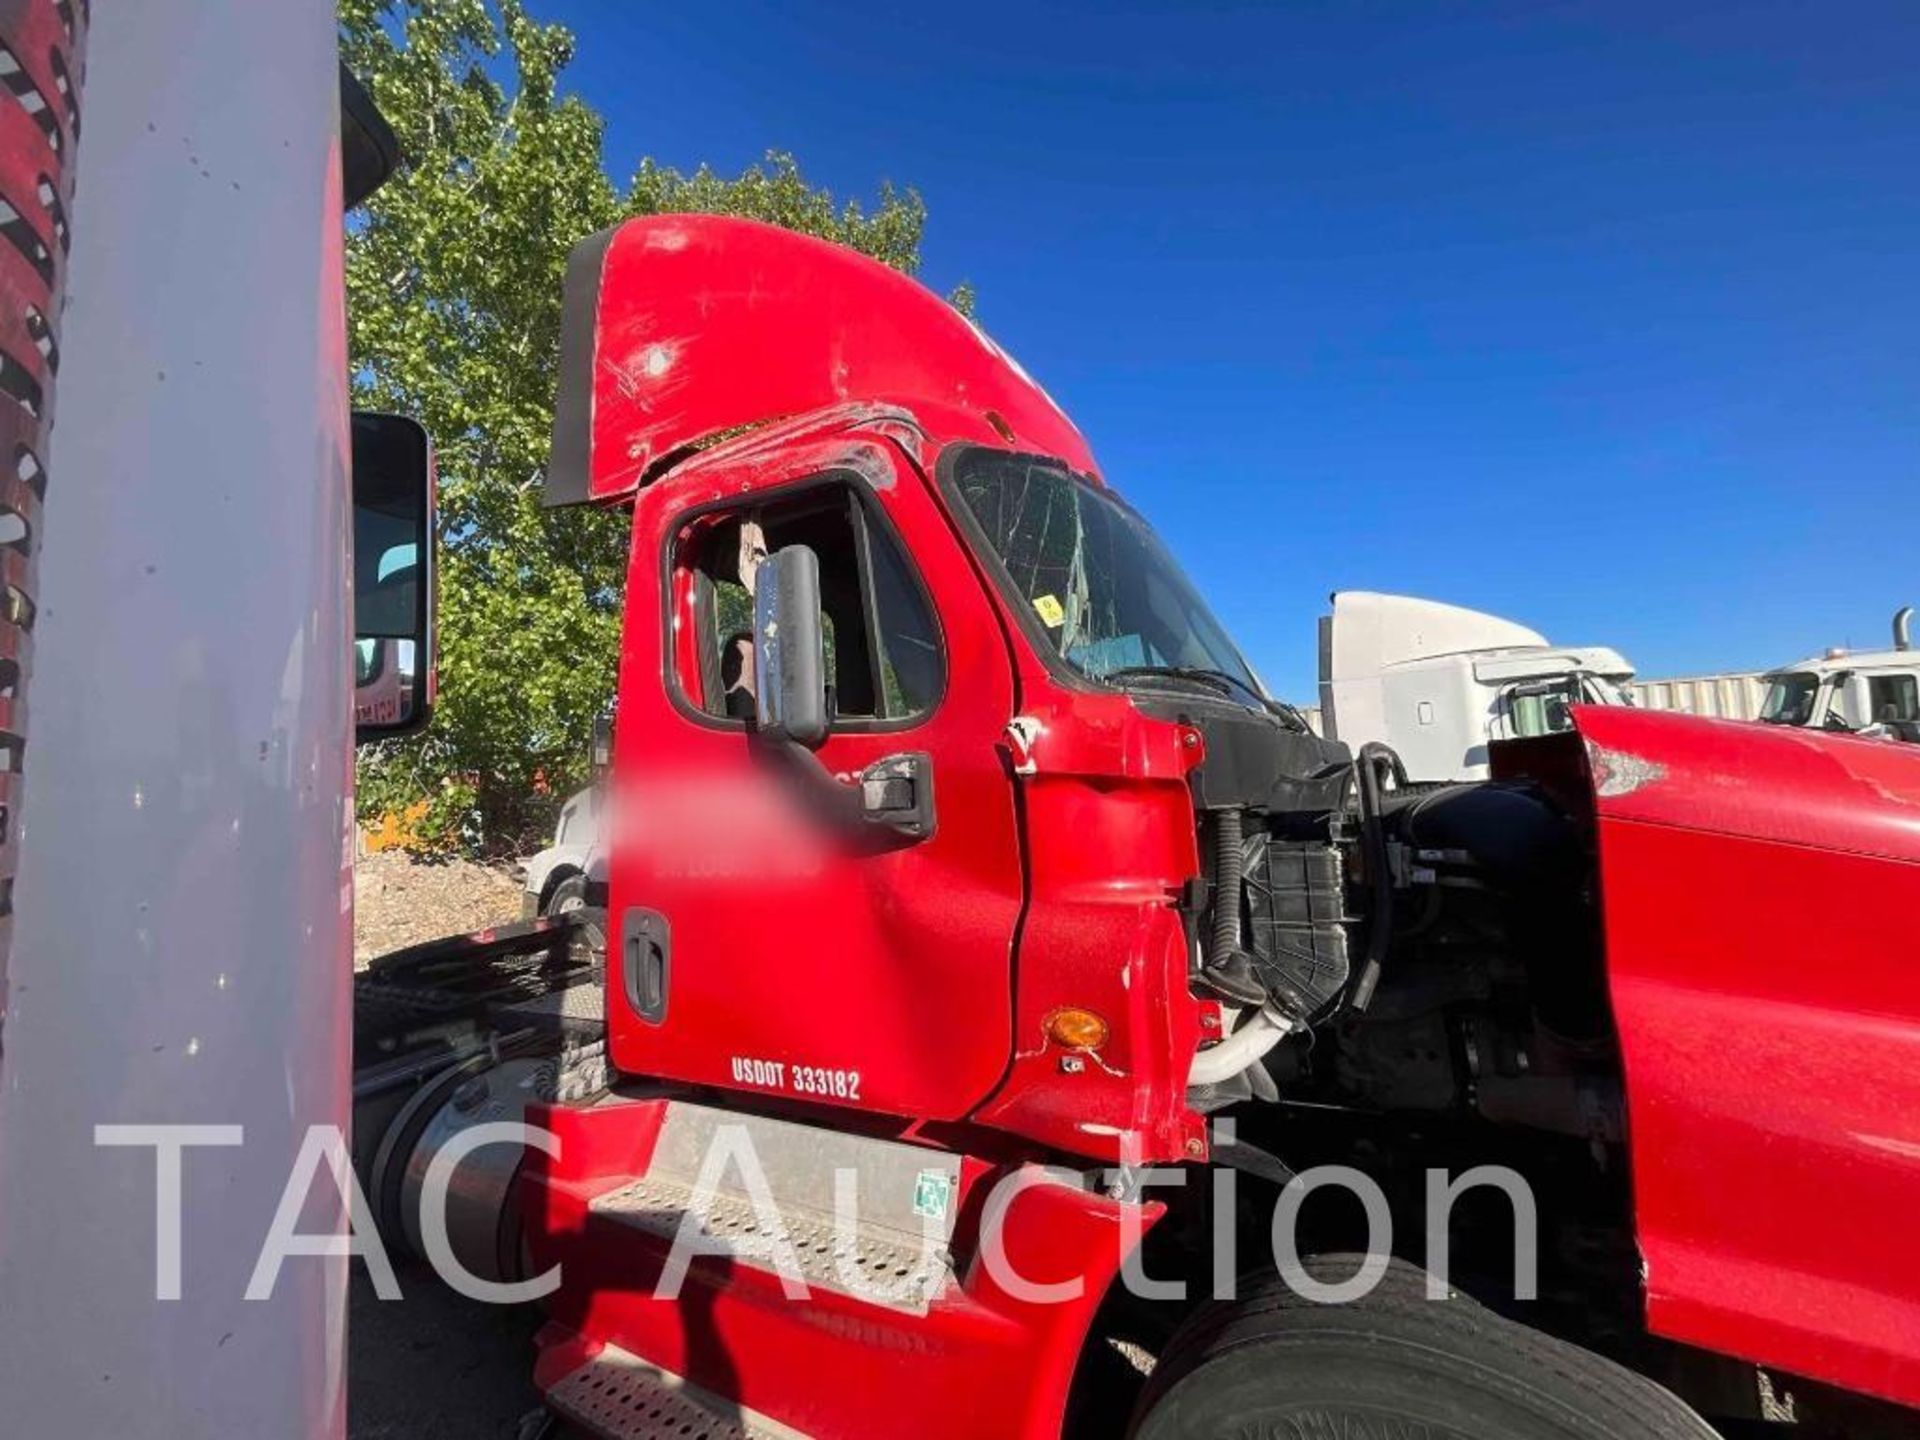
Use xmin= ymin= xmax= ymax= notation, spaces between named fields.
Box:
xmin=1188 ymin=1004 xmax=1295 ymax=1088
xmin=1211 ymin=807 xmax=1245 ymax=959
xmin=1364 ymin=740 xmax=1409 ymax=789
xmin=1350 ymin=742 xmax=1403 ymax=1011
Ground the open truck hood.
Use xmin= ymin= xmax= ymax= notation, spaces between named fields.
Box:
xmin=1520 ymin=704 xmax=1920 ymax=1407
xmin=546 ymin=214 xmax=1096 ymax=506
xmin=1571 ymin=702 xmax=1920 ymax=860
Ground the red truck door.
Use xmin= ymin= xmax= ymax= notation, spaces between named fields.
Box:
xmin=607 ymin=424 xmax=1026 ymax=1121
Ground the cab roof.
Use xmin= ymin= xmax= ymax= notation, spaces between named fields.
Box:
xmin=1771 ymin=646 xmax=1919 ymax=677
xmin=546 ymin=215 xmax=1096 ymax=505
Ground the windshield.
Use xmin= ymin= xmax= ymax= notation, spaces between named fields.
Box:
xmin=1759 ymin=671 xmax=1820 ymax=725
xmin=949 ymin=449 xmax=1264 ymax=701
xmin=1583 ymin=673 xmax=1636 ymax=707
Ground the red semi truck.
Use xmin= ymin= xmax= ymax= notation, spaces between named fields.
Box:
xmin=4 ymin=6 xmax=1920 ymax=1437
xmin=490 ymin=213 xmax=1920 ymax=1440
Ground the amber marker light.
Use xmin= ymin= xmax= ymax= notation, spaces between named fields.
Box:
xmin=1045 ymin=1007 xmax=1111 ymax=1051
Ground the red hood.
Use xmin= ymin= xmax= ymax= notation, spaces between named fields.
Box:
xmin=1558 ymin=702 xmax=1920 ymax=1408
xmin=1573 ymin=703 xmax=1920 ymax=864
xmin=546 ymin=214 xmax=1097 ymax=505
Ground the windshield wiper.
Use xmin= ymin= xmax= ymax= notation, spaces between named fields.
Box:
xmin=1100 ymin=665 xmax=1310 ymax=731
xmin=1102 ymin=663 xmax=1234 ymax=696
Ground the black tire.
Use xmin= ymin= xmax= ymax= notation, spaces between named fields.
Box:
xmin=568 ymin=905 xmax=607 ymax=972
xmin=542 ymin=875 xmax=605 ymax=969
xmin=543 ymin=872 xmax=589 ymax=917
xmin=1133 ymin=1256 xmax=1720 ymax=1440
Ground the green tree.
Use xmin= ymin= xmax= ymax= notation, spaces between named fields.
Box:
xmin=342 ymin=0 xmax=940 ymax=853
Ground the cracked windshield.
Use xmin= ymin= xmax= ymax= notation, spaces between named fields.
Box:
xmin=952 ymin=449 xmax=1265 ymax=703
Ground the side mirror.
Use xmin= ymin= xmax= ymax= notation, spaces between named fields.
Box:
xmin=753 ymin=545 xmax=828 ymax=748
xmin=352 ymin=412 xmax=436 ymax=743
xmin=591 ymin=709 xmax=615 ymax=776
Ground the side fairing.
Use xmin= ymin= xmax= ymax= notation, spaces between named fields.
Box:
xmin=1566 ymin=706 xmax=1920 ymax=1409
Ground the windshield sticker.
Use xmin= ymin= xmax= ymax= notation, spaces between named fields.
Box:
xmin=1032 ymin=593 xmax=1065 ymax=627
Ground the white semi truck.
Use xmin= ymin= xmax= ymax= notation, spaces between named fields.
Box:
xmin=1756 ymin=606 xmax=1920 ymax=740
xmin=1317 ymin=590 xmax=1636 ymax=781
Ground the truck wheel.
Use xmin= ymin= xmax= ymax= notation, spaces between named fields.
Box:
xmin=1133 ymin=1256 xmax=1719 ymax=1440
xmin=544 ymin=873 xmax=589 ymax=917
xmin=543 ymin=875 xmax=606 ymax=966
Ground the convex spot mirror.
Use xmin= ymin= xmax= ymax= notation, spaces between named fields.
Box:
xmin=753 ymin=545 xmax=829 ymax=748
xmin=353 ymin=411 xmax=436 ymax=743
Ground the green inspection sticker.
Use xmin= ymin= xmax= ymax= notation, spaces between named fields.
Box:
xmin=912 ymin=1169 xmax=954 ymax=1221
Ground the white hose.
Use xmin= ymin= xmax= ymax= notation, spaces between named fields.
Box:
xmin=1187 ymin=1004 xmax=1294 ymax=1088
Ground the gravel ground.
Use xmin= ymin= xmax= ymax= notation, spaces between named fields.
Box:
xmin=349 ymin=1261 xmax=545 ymax=1440
xmin=354 ymin=849 xmax=527 ymax=966
xmin=352 ymin=852 xmax=547 ymax=1437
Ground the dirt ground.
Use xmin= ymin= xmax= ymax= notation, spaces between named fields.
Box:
xmin=353 ymin=849 xmax=527 ymax=965
xmin=349 ymin=1261 xmax=546 ymax=1440
xmin=351 ymin=851 xmax=549 ymax=1437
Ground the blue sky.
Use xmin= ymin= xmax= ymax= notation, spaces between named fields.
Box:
xmin=541 ymin=0 xmax=1918 ymax=700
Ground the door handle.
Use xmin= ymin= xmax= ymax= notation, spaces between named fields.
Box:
xmin=622 ymin=907 xmax=670 ymax=1025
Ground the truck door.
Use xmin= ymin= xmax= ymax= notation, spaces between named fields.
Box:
xmin=608 ymin=433 xmax=1025 ymax=1121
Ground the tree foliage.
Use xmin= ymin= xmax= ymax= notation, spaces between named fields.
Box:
xmin=342 ymin=0 xmax=939 ymax=853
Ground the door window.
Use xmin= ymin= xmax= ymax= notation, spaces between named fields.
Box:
xmin=675 ymin=481 xmax=943 ymax=726
xmin=1508 ymin=682 xmax=1578 ymax=737
xmin=1868 ymin=673 xmax=1919 ymax=725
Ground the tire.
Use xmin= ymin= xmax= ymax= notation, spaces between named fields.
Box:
xmin=543 ymin=873 xmax=589 ymax=917
xmin=1133 ymin=1256 xmax=1720 ymax=1440
xmin=542 ymin=874 xmax=605 ymax=970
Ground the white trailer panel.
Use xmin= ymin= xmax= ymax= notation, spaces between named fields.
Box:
xmin=1629 ymin=672 xmax=1767 ymax=721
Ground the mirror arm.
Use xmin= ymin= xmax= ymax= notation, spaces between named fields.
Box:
xmin=760 ymin=732 xmax=862 ymax=828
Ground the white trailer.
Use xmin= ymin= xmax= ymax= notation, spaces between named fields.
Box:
xmin=1318 ymin=591 xmax=1635 ymax=781
xmin=1629 ymin=671 xmax=1768 ymax=721
xmin=0 ymin=10 xmax=435 ymax=1434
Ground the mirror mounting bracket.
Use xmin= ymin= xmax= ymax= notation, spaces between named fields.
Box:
xmin=754 ymin=738 xmax=935 ymax=847
xmin=857 ymin=752 xmax=935 ymax=841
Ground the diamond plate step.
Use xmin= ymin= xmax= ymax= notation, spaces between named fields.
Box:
xmin=547 ymin=1344 xmax=812 ymax=1440
xmin=591 ymin=1171 xmax=952 ymax=1314
xmin=582 ymin=1101 xmax=962 ymax=1317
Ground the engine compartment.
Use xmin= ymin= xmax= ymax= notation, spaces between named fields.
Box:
xmin=1111 ymin=696 xmax=1664 ymax=1383
xmin=1160 ymin=696 xmax=1624 ymax=1152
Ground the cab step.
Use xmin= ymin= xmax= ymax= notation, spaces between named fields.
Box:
xmin=546 ymin=1343 xmax=812 ymax=1440
xmin=584 ymin=1102 xmax=960 ymax=1316
xmin=527 ymin=1096 xmax=1153 ymax=1440
xmin=589 ymin=1171 xmax=952 ymax=1314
